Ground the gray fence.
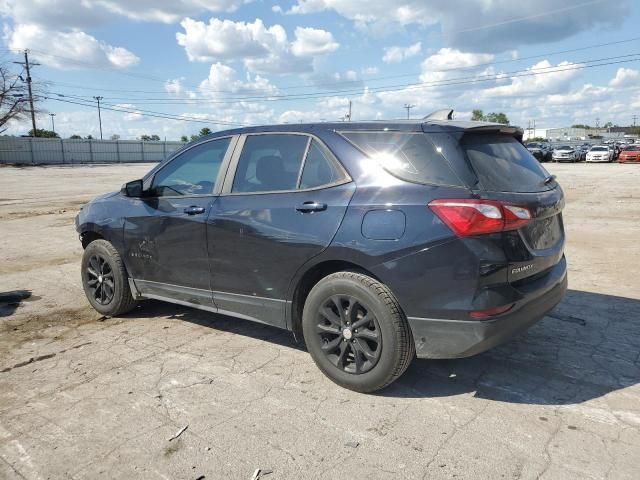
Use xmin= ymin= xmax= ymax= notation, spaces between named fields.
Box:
xmin=0 ymin=137 xmax=187 ymax=165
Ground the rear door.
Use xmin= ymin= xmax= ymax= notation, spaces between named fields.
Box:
xmin=460 ymin=133 xmax=565 ymax=283
xmin=207 ymin=133 xmax=355 ymax=327
xmin=123 ymin=136 xmax=236 ymax=304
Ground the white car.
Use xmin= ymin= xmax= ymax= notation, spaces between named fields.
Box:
xmin=552 ymin=145 xmax=579 ymax=162
xmin=585 ymin=146 xmax=613 ymax=163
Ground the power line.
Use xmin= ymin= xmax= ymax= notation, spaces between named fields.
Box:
xmin=44 ymin=96 xmax=249 ymax=127
xmin=24 ymin=35 xmax=640 ymax=96
xmin=48 ymin=53 xmax=640 ymax=106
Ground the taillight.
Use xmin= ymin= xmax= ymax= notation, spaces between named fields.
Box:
xmin=470 ymin=303 xmax=514 ymax=319
xmin=428 ymin=199 xmax=532 ymax=237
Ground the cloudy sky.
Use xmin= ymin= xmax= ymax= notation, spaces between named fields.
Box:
xmin=1 ymin=0 xmax=639 ymax=139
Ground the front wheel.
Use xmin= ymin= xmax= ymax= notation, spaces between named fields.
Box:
xmin=302 ymin=271 xmax=415 ymax=392
xmin=81 ymin=239 xmax=138 ymax=316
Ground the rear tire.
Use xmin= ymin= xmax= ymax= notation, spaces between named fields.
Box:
xmin=81 ymin=239 xmax=138 ymax=316
xmin=302 ymin=271 xmax=415 ymax=392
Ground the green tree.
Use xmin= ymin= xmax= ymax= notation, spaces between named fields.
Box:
xmin=571 ymin=124 xmax=591 ymax=129
xmin=471 ymin=109 xmax=484 ymax=121
xmin=28 ymin=128 xmax=59 ymax=138
xmin=603 ymin=121 xmax=614 ymax=129
xmin=180 ymin=135 xmax=188 ymax=142
xmin=199 ymin=127 xmax=212 ymax=137
xmin=69 ymin=134 xmax=82 ymax=139
xmin=484 ymin=112 xmax=509 ymax=124
xmin=86 ymin=135 xmax=93 ymax=139
xmin=190 ymin=134 xmax=200 ymax=142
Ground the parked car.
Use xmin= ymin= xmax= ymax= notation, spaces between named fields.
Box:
xmin=552 ymin=145 xmax=579 ymax=162
xmin=577 ymin=144 xmax=590 ymax=161
xmin=525 ymin=142 xmax=545 ymax=161
xmin=76 ymin=119 xmax=567 ymax=392
xmin=618 ymin=145 xmax=640 ymax=163
xmin=586 ymin=145 xmax=614 ymax=162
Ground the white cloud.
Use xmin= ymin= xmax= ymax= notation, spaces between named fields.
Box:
xmin=418 ymin=48 xmax=494 ymax=87
xmin=6 ymin=23 xmax=139 ymax=69
xmin=1 ymin=0 xmax=248 ymax=28
xmin=291 ymin=27 xmax=339 ymax=56
xmin=382 ymin=42 xmax=421 ymax=64
xmin=287 ymin=0 xmax=630 ymax=52
xmin=176 ymin=17 xmax=338 ymax=74
xmin=609 ymin=68 xmax=639 ymax=88
xmin=480 ymin=60 xmax=581 ymax=98
xmin=198 ymin=62 xmax=279 ymax=98
xmin=164 ymin=78 xmax=197 ymax=99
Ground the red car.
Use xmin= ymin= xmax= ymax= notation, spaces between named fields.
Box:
xmin=618 ymin=145 xmax=640 ymax=163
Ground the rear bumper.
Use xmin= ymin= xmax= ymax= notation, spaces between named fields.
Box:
xmin=408 ymin=259 xmax=567 ymax=359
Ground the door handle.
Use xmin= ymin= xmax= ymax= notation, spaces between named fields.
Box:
xmin=184 ymin=206 xmax=206 ymax=215
xmin=296 ymin=201 xmax=327 ymax=213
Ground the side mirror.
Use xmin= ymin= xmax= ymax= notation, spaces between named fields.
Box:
xmin=123 ymin=179 xmax=144 ymax=197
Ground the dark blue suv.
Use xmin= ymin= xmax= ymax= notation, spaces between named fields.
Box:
xmin=76 ymin=119 xmax=567 ymax=392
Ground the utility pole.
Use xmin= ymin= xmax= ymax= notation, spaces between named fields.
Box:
xmin=596 ymin=117 xmax=600 ymax=129
xmin=93 ymin=96 xmax=104 ymax=139
xmin=13 ymin=50 xmax=39 ymax=136
xmin=49 ymin=113 xmax=56 ymax=134
xmin=347 ymin=100 xmax=352 ymax=122
xmin=404 ymin=104 xmax=415 ymax=120
xmin=633 ymin=115 xmax=637 ymax=127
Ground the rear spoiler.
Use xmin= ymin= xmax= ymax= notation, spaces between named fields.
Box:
xmin=465 ymin=125 xmax=524 ymax=142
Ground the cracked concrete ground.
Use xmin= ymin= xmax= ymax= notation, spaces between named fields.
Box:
xmin=0 ymin=163 xmax=639 ymax=479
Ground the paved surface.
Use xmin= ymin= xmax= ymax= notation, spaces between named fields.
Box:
xmin=0 ymin=162 xmax=639 ymax=479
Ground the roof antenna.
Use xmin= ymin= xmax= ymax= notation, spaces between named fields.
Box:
xmin=423 ymin=109 xmax=454 ymax=121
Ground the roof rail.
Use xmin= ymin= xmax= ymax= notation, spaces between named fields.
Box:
xmin=423 ymin=109 xmax=454 ymax=121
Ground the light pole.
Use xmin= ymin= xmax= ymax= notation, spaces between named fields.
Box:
xmin=49 ymin=113 xmax=56 ymax=135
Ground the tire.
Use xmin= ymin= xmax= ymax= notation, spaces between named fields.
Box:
xmin=81 ymin=239 xmax=138 ymax=316
xmin=302 ymin=271 xmax=415 ymax=392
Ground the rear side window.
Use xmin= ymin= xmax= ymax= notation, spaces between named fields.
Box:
xmin=299 ymin=140 xmax=345 ymax=189
xmin=462 ymin=134 xmax=551 ymax=193
xmin=232 ymin=134 xmax=308 ymax=193
xmin=340 ymin=131 xmax=464 ymax=187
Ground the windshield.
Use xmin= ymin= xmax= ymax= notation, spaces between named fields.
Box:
xmin=623 ymin=146 xmax=640 ymax=151
xmin=462 ymin=134 xmax=551 ymax=193
xmin=590 ymin=147 xmax=607 ymax=152
xmin=557 ymin=146 xmax=572 ymax=150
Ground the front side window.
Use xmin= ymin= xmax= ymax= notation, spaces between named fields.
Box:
xmin=232 ymin=134 xmax=309 ymax=193
xmin=153 ymin=137 xmax=231 ymax=196
xmin=340 ymin=131 xmax=464 ymax=187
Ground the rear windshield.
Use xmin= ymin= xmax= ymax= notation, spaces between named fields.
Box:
xmin=461 ymin=134 xmax=551 ymax=193
xmin=340 ymin=131 xmax=464 ymax=187
xmin=591 ymin=147 xmax=607 ymax=151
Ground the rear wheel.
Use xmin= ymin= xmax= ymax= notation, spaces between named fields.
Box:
xmin=81 ymin=239 xmax=138 ymax=316
xmin=302 ymin=271 xmax=415 ymax=392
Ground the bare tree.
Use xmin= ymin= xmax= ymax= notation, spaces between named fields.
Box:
xmin=0 ymin=62 xmax=30 ymax=134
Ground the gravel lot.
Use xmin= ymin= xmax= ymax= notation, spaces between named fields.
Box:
xmin=1 ymin=162 xmax=639 ymax=479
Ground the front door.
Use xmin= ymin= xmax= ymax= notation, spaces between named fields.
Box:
xmin=207 ymin=133 xmax=355 ymax=327
xmin=124 ymin=136 xmax=235 ymax=305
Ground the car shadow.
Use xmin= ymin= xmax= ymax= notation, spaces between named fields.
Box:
xmin=127 ymin=289 xmax=640 ymax=406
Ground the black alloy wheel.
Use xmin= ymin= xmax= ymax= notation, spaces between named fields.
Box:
xmin=316 ymin=294 xmax=382 ymax=374
xmin=85 ymin=254 xmax=115 ymax=305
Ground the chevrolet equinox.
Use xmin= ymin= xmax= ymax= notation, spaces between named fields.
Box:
xmin=76 ymin=118 xmax=567 ymax=392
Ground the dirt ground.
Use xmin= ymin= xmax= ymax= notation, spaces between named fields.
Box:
xmin=0 ymin=162 xmax=639 ymax=479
